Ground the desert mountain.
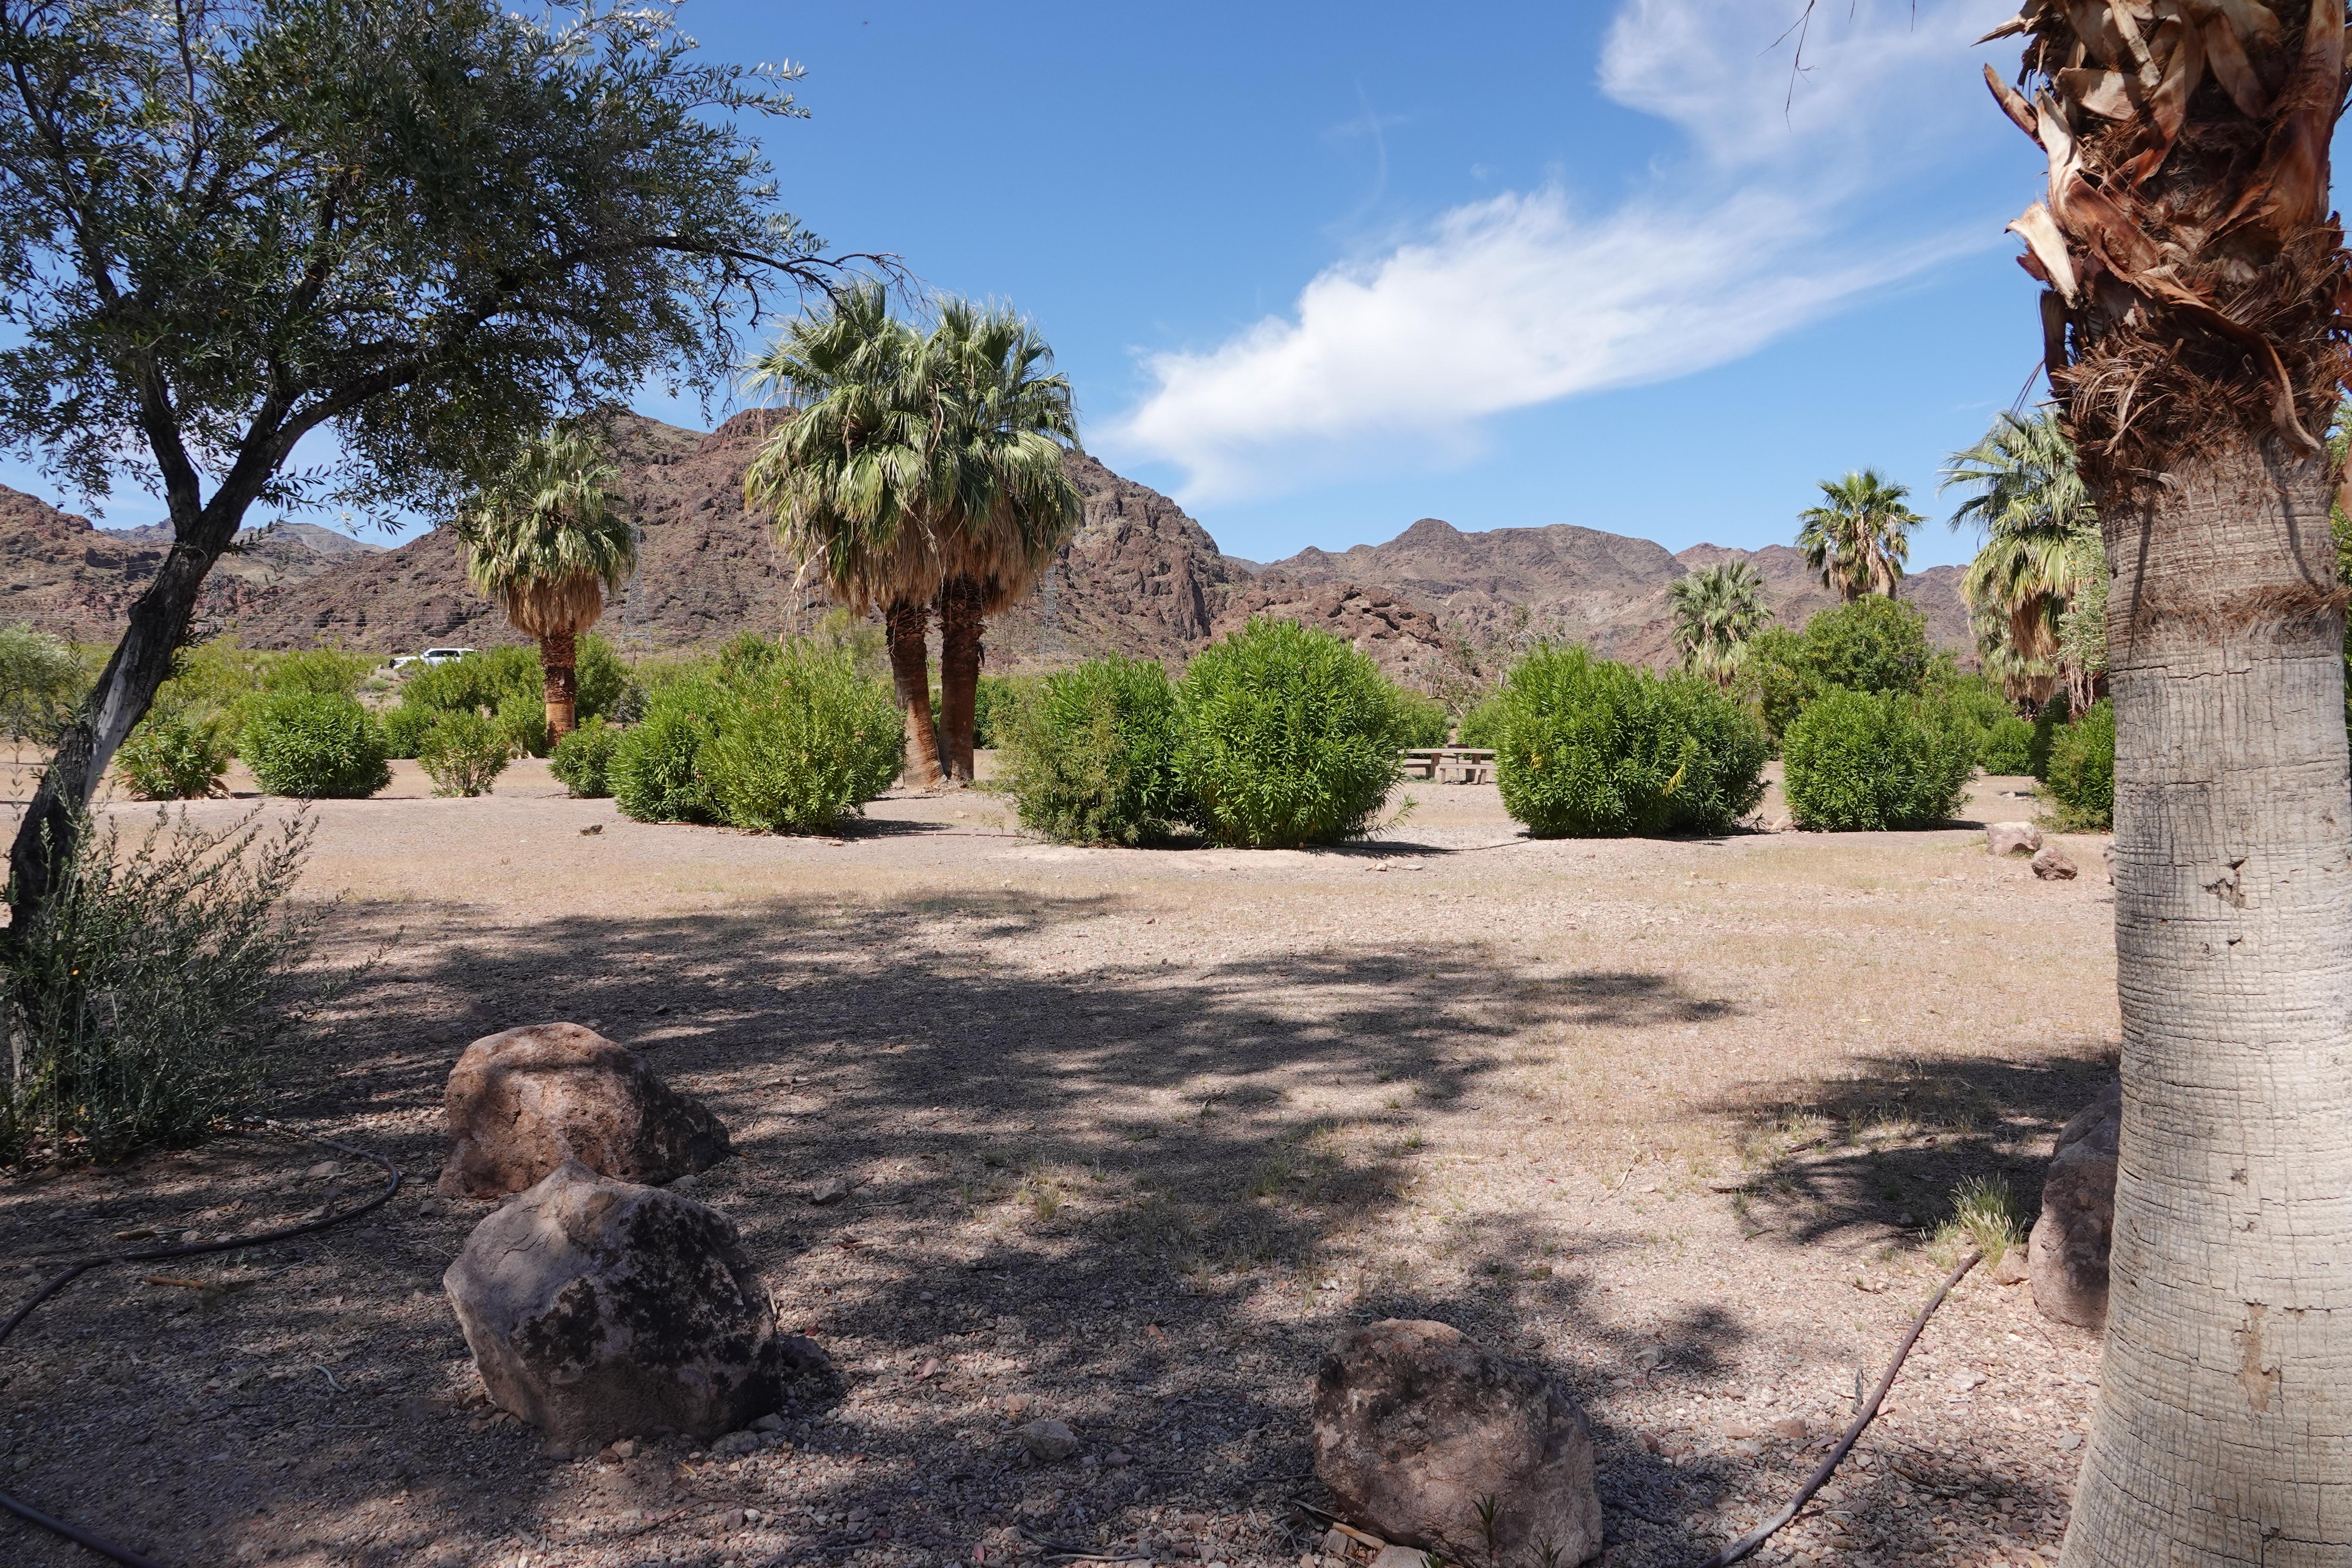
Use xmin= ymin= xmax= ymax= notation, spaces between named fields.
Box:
xmin=0 ymin=410 xmax=1973 ymax=690
xmin=1258 ymin=518 xmax=1969 ymax=668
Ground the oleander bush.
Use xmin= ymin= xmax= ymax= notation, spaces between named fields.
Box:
xmin=417 ymin=710 xmax=511 ymax=797
xmin=1455 ymin=692 xmax=1507 ymax=750
xmin=1977 ymin=714 xmax=2036 ymax=775
xmin=1492 ymin=644 xmax=1768 ymax=837
xmin=0 ymin=623 xmax=96 ymax=744
xmin=609 ymin=689 xmax=724 ymax=823
xmin=2044 ymin=699 xmax=2114 ymax=830
xmin=377 ymin=701 xmax=435 ymax=760
xmin=1393 ymin=688 xmax=1453 ymax=750
xmin=2027 ymin=691 xmax=2072 ymax=781
xmin=1173 ymin=619 xmax=1410 ymax=848
xmin=1781 ymin=688 xmax=1976 ymax=831
xmin=399 ymin=638 xmax=625 ymax=726
xmin=1740 ymin=597 xmax=1938 ymax=741
xmin=494 ymin=689 xmax=551 ymax=759
xmin=551 ymin=717 xmax=619 ymax=799
xmin=116 ymin=705 xmax=233 ymax=800
xmin=697 ymin=646 xmax=902 ymax=833
xmin=241 ymin=691 xmax=389 ymax=799
xmin=1003 ymin=657 xmax=1188 ymax=845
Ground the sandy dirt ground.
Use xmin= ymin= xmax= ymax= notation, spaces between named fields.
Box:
xmin=0 ymin=761 xmax=2117 ymax=1568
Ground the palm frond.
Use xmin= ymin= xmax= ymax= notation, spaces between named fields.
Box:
xmin=460 ymin=427 xmax=634 ymax=639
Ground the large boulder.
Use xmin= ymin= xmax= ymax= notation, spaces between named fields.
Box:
xmin=2029 ymin=1079 xmax=2121 ymax=1329
xmin=1311 ymin=1319 xmax=1601 ymax=1566
xmin=1986 ymin=822 xmax=2043 ymax=858
xmin=438 ymin=1022 xmax=730 ymax=1198
xmin=444 ymin=1160 xmax=788 ymax=1447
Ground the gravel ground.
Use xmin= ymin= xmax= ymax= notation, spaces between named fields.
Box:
xmin=0 ymin=761 xmax=2115 ymax=1568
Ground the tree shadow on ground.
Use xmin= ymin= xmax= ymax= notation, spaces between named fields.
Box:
xmin=3 ymin=889 xmax=1776 ymax=1568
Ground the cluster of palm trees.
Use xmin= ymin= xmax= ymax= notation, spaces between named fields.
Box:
xmin=1940 ymin=408 xmax=2103 ymax=711
xmin=452 ymin=287 xmax=1083 ymax=786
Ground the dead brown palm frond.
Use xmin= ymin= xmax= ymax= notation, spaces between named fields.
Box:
xmin=1983 ymin=0 xmax=2350 ymax=503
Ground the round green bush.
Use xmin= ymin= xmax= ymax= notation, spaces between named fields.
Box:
xmin=610 ymin=698 xmax=720 ymax=823
xmin=1801 ymin=596 xmax=1935 ymax=698
xmin=1004 ymin=657 xmax=1188 ymax=845
xmin=1493 ymin=645 xmax=1768 ymax=837
xmin=2045 ymin=699 xmax=2114 ymax=830
xmin=1977 ymin=714 xmax=2035 ymax=775
xmin=1782 ymin=688 xmax=1975 ymax=831
xmin=698 ymin=647 xmax=902 ymax=834
xmin=1393 ymin=688 xmax=1452 ymax=749
xmin=116 ymin=706 xmax=232 ymax=800
xmin=551 ymin=717 xmax=619 ymax=799
xmin=417 ymin=710 xmax=511 ymax=797
xmin=1455 ymin=692 xmax=1507 ymax=750
xmin=378 ymin=701 xmax=435 ymax=760
xmin=241 ymin=691 xmax=390 ymax=799
xmin=495 ymin=690 xmax=550 ymax=759
xmin=1173 ymin=619 xmax=1409 ymax=848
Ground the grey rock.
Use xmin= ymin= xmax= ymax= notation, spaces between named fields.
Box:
xmin=1310 ymin=1318 xmax=1602 ymax=1565
xmin=711 ymin=1430 xmax=759 ymax=1456
xmin=2032 ymin=845 xmax=2079 ymax=881
xmin=1986 ymin=822 xmax=2043 ymax=858
xmin=442 ymin=1160 xmax=789 ymax=1448
xmin=437 ymin=1023 xmax=731 ymax=1198
xmin=1022 ymin=1418 xmax=1081 ymax=1461
xmin=807 ymin=1176 xmax=853 ymax=1206
xmin=2030 ymin=1079 xmax=2120 ymax=1329
xmin=753 ymin=1412 xmax=785 ymax=1433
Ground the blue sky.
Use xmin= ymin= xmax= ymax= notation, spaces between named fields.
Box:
xmin=7 ymin=0 xmax=2060 ymax=570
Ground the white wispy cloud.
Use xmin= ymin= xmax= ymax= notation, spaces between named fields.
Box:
xmin=1102 ymin=0 xmax=2018 ymax=504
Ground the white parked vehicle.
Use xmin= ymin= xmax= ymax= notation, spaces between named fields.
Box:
xmin=390 ymin=646 xmax=476 ymax=672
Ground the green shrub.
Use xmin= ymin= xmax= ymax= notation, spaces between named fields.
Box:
xmin=1782 ymin=688 xmax=1976 ymax=831
xmin=551 ymin=717 xmax=619 ymax=799
xmin=0 ymin=811 xmax=327 ymax=1163
xmin=698 ymin=645 xmax=903 ymax=833
xmin=610 ymin=699 xmax=721 ymax=823
xmin=1455 ymin=692 xmax=1507 ymax=750
xmin=261 ymin=647 xmax=374 ymax=699
xmin=1978 ymin=714 xmax=2035 ymax=775
xmin=378 ymin=701 xmax=435 ymax=760
xmin=1174 ymin=619 xmax=1408 ymax=848
xmin=2027 ymin=691 xmax=2071 ymax=780
xmin=1493 ymin=645 xmax=1768 ymax=837
xmin=1936 ymin=672 xmax=2015 ymax=736
xmin=2045 ymin=699 xmax=2114 ymax=829
xmin=0 ymin=623 xmax=93 ymax=744
xmin=1393 ymin=688 xmax=1453 ymax=749
xmin=495 ymin=690 xmax=551 ymax=758
xmin=973 ymin=674 xmax=1032 ymax=750
xmin=417 ymin=710 xmax=511 ymax=797
xmin=1003 ymin=657 xmax=1188 ymax=845
xmin=399 ymin=638 xmax=625 ymax=726
xmin=241 ymin=691 xmax=389 ymax=799
xmin=116 ymin=706 xmax=233 ymax=800
xmin=1740 ymin=599 xmax=1937 ymax=741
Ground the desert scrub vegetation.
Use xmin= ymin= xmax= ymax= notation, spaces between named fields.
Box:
xmin=386 ymin=638 xmax=625 ymax=758
xmin=1493 ymin=644 xmax=1767 ymax=837
xmin=0 ymin=811 xmax=330 ymax=1163
xmin=1740 ymin=595 xmax=1941 ymax=741
xmin=416 ymin=710 xmax=512 ymax=797
xmin=1173 ymin=618 xmax=1410 ymax=848
xmin=115 ymin=703 xmax=233 ymax=800
xmin=2044 ymin=698 xmax=2114 ymax=830
xmin=1003 ymin=656 xmax=1189 ymax=845
xmin=1781 ymin=688 xmax=1976 ymax=831
xmin=551 ymin=716 xmax=619 ymax=798
xmin=1977 ymin=713 xmax=2035 ymax=774
xmin=0 ymin=622 xmax=97 ymax=745
xmin=1931 ymin=1176 xmax=2024 ymax=1270
xmin=241 ymin=690 xmax=391 ymax=800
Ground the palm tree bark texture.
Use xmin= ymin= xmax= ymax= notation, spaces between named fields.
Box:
xmin=540 ymin=628 xmax=579 ymax=736
xmin=887 ymin=599 xmax=946 ymax=788
xmin=937 ymin=574 xmax=986 ymax=784
xmin=1983 ymin=1 xmax=2351 ymax=1561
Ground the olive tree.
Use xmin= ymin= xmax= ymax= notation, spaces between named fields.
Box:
xmin=0 ymin=0 xmax=867 ymax=925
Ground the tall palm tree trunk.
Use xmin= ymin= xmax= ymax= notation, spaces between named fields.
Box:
xmin=937 ymin=574 xmax=984 ymax=785
xmin=887 ymin=597 xmax=944 ymax=788
xmin=539 ymin=629 xmax=579 ymax=738
xmin=2059 ymin=438 xmax=2352 ymax=1567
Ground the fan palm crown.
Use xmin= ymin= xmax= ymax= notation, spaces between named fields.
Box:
xmin=1797 ymin=470 xmax=1921 ymax=600
xmin=459 ymin=426 xmax=635 ymax=737
xmin=1942 ymin=408 xmax=2096 ymax=666
xmin=1669 ymin=560 xmax=1768 ymax=686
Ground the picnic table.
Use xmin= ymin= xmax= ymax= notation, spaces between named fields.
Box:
xmin=1399 ymin=747 xmax=1496 ymax=784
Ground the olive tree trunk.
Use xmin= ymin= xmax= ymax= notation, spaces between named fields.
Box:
xmin=539 ymin=628 xmax=579 ymax=739
xmin=886 ymin=597 xmax=943 ymax=789
xmin=2062 ymin=436 xmax=2352 ymax=1566
xmin=937 ymin=574 xmax=984 ymax=786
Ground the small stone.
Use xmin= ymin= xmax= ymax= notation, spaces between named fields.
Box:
xmin=1368 ymin=1550 xmax=1425 ymax=1568
xmin=2102 ymin=842 xmax=2116 ymax=884
xmin=713 ymin=1430 xmax=760 ymax=1456
xmin=1319 ymin=1528 xmax=1355 ymax=1557
xmin=1022 ymin=1418 xmax=1080 ymax=1461
xmin=1950 ymin=1372 xmax=1988 ymax=1393
xmin=1770 ymin=1416 xmax=1810 ymax=1442
xmin=1986 ymin=822 xmax=2042 ymax=858
xmin=1636 ymin=1430 xmax=1662 ymax=1453
xmin=669 ymin=1173 xmax=700 ymax=1193
xmin=1105 ymin=1449 xmax=1131 ymax=1467
xmin=1722 ymin=1422 xmax=1756 ymax=1440
xmin=1991 ymin=1249 xmax=2030 ymax=1286
xmin=808 ymin=1176 xmax=853 ymax=1206
xmin=306 ymin=1161 xmax=341 ymax=1179
xmin=753 ymin=1413 xmax=785 ymax=1433
xmin=2032 ymin=845 xmax=2078 ymax=881
xmin=1730 ymin=1438 xmax=1763 ymax=1458
xmin=610 ymin=1439 xmax=638 ymax=1459
xmin=2057 ymin=1433 xmax=2083 ymax=1451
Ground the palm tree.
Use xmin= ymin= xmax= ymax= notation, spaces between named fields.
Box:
xmin=741 ymin=286 xmax=952 ymax=787
xmin=459 ymin=428 xmax=635 ymax=738
xmin=1982 ymin=5 xmax=2352 ymax=1561
xmin=925 ymin=301 xmax=1083 ymax=784
xmin=1796 ymin=470 xmax=1920 ymax=600
xmin=1668 ymin=560 xmax=1767 ymax=686
xmin=1942 ymin=408 xmax=2097 ymax=682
